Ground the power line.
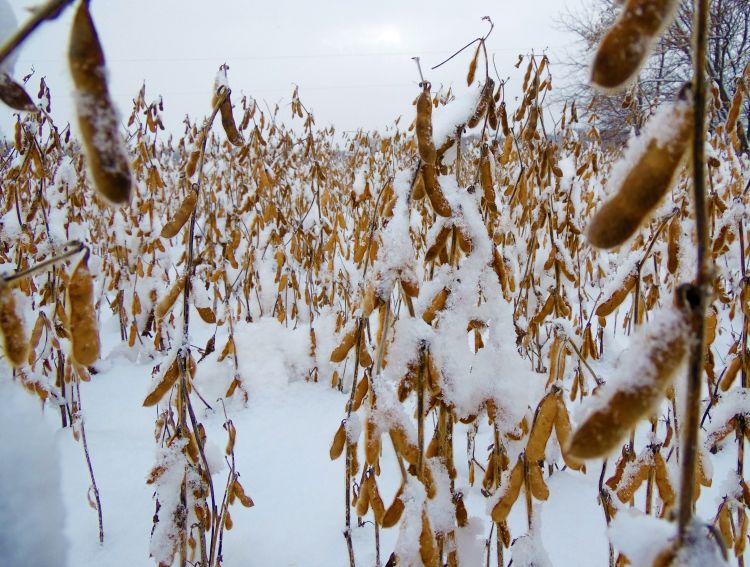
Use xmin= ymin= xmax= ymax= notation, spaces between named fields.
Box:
xmin=16 ymin=46 xmax=568 ymax=65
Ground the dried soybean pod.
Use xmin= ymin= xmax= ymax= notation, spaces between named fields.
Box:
xmin=218 ymin=88 xmax=244 ymax=146
xmin=68 ymin=1 xmax=132 ymax=204
xmin=479 ymin=143 xmax=496 ymax=211
xmin=365 ymin=418 xmax=380 ymax=465
xmin=718 ymin=503 xmax=734 ymax=550
xmin=491 ymin=457 xmax=524 ymax=523
xmin=391 ymin=427 xmax=419 ymax=465
xmin=233 ymin=479 xmax=254 ymax=507
xmin=587 ymin=92 xmax=693 ymax=249
xmin=0 ymin=281 xmax=28 ymax=367
xmin=596 ymin=271 xmax=637 ymax=317
xmin=68 ymin=252 xmax=100 ymax=367
xmin=381 ymin=487 xmax=405 ymax=528
xmin=736 ymin=511 xmax=748 ymax=557
xmin=466 ymin=43 xmax=480 ymax=86
xmin=667 ymin=214 xmax=681 ymax=274
xmin=0 ymin=73 xmax=37 ymax=112
xmin=423 ymin=288 xmax=450 ymax=324
xmin=483 ymin=454 xmax=498 ymax=490
xmin=554 ymin=396 xmax=583 ymax=470
xmin=725 ymin=65 xmax=749 ymax=133
xmin=416 ymin=83 xmax=437 ymax=165
xmin=568 ymin=299 xmax=690 ymax=460
xmin=425 ymin=225 xmax=452 ymax=262
xmin=654 ymin=452 xmax=675 ymax=507
xmin=616 ymin=460 xmax=650 ymax=502
xmin=720 ymin=355 xmax=743 ymax=391
xmin=155 ymin=276 xmax=187 ymax=319
xmin=421 ymin=164 xmax=452 ymax=217
xmin=412 ymin=170 xmax=426 ymax=200
xmin=528 ymin=462 xmax=549 ymax=501
xmin=467 ymin=78 xmax=495 ymax=128
xmin=368 ymin=479 xmax=386 ymax=524
xmin=161 ymin=189 xmax=198 ymax=239
xmin=499 ymin=102 xmax=510 ymax=136
xmin=705 ymin=306 xmax=717 ymax=346
xmin=358 ymin=341 xmax=373 ymax=368
xmin=185 ymin=149 xmax=200 ymax=178
xmin=591 ymin=0 xmax=680 ymax=91
xmin=356 ymin=475 xmax=372 ymax=517
xmin=399 ymin=277 xmax=419 ymax=299
xmin=143 ymin=357 xmax=179 ymax=407
xmin=330 ymin=421 xmax=346 ymax=460
xmin=331 ymin=325 xmax=357 ymax=362
xmin=526 ymin=393 xmax=558 ymax=462
xmin=351 ymin=377 xmax=369 ymax=412
xmin=349 ymin=442 xmax=360 ymax=476
xmin=419 ymin=510 xmax=439 ymax=567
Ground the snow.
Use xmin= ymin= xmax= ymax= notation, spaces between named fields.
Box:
xmin=0 ymin=378 xmax=68 ymax=567
xmin=0 ymin=0 xmax=19 ymax=76
xmin=609 ymin=509 xmax=675 ymax=566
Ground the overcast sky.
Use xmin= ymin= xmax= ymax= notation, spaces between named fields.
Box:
xmin=1 ymin=0 xmax=586 ymax=138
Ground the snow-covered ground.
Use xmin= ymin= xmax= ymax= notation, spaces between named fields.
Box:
xmin=1 ymin=310 xmax=734 ymax=566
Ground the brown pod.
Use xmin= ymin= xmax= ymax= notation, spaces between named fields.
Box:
xmin=425 ymin=225 xmax=452 ymax=262
xmin=587 ymin=92 xmax=693 ymax=248
xmin=528 ymin=462 xmax=549 ymax=501
xmin=479 ymin=144 xmax=496 ymax=211
xmin=185 ymin=149 xmax=201 ymax=178
xmin=143 ymin=357 xmax=179 ymax=407
xmin=155 ymin=276 xmax=187 ymax=320
xmin=218 ymin=89 xmax=244 ymax=146
xmin=567 ymin=299 xmax=690 ymax=460
xmin=330 ymin=325 xmax=357 ymax=362
xmin=0 ymin=281 xmax=29 ymax=367
xmin=421 ymin=164 xmax=452 ymax=217
xmin=616 ymin=461 xmax=650 ymax=502
xmin=68 ymin=253 xmax=100 ymax=367
xmin=416 ymin=84 xmax=437 ymax=165
xmin=381 ymin=489 xmax=405 ymax=528
xmin=466 ymin=44 xmax=480 ymax=86
xmin=356 ymin=475 xmax=372 ymax=517
xmin=554 ymin=396 xmax=583 ymax=470
xmin=161 ymin=190 xmax=198 ymax=238
xmin=368 ymin=479 xmax=386 ymax=524
xmin=725 ymin=64 xmax=749 ymax=133
xmin=390 ymin=427 xmax=419 ymax=465
xmin=654 ymin=452 xmax=675 ymax=507
xmin=591 ymin=0 xmax=680 ymax=91
xmin=351 ymin=377 xmax=369 ymax=412
xmin=419 ymin=510 xmax=439 ymax=567
xmin=719 ymin=355 xmax=743 ymax=391
xmin=330 ymin=422 xmax=346 ymax=460
xmin=666 ymin=214 xmax=681 ymax=274
xmin=596 ymin=271 xmax=638 ymax=317
xmin=68 ymin=1 xmax=132 ymax=204
xmin=526 ymin=393 xmax=558 ymax=462
xmin=491 ymin=457 xmax=524 ymax=522
xmin=736 ymin=510 xmax=748 ymax=557
xmin=365 ymin=418 xmax=380 ymax=465
xmin=0 ymin=73 xmax=37 ymax=112
xmin=399 ymin=277 xmax=419 ymax=299
xmin=718 ymin=504 xmax=734 ymax=550
xmin=412 ymin=170 xmax=426 ymax=200
xmin=422 ymin=288 xmax=450 ymax=325
xmin=467 ymin=78 xmax=495 ymax=128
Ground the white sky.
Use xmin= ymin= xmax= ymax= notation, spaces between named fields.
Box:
xmin=1 ymin=0 xmax=584 ymax=138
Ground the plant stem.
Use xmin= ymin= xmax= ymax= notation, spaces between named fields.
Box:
xmin=0 ymin=0 xmax=74 ymax=68
xmin=677 ymin=0 xmax=711 ymax=543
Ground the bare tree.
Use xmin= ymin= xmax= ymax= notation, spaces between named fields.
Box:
xmin=557 ymin=0 xmax=750 ymax=149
